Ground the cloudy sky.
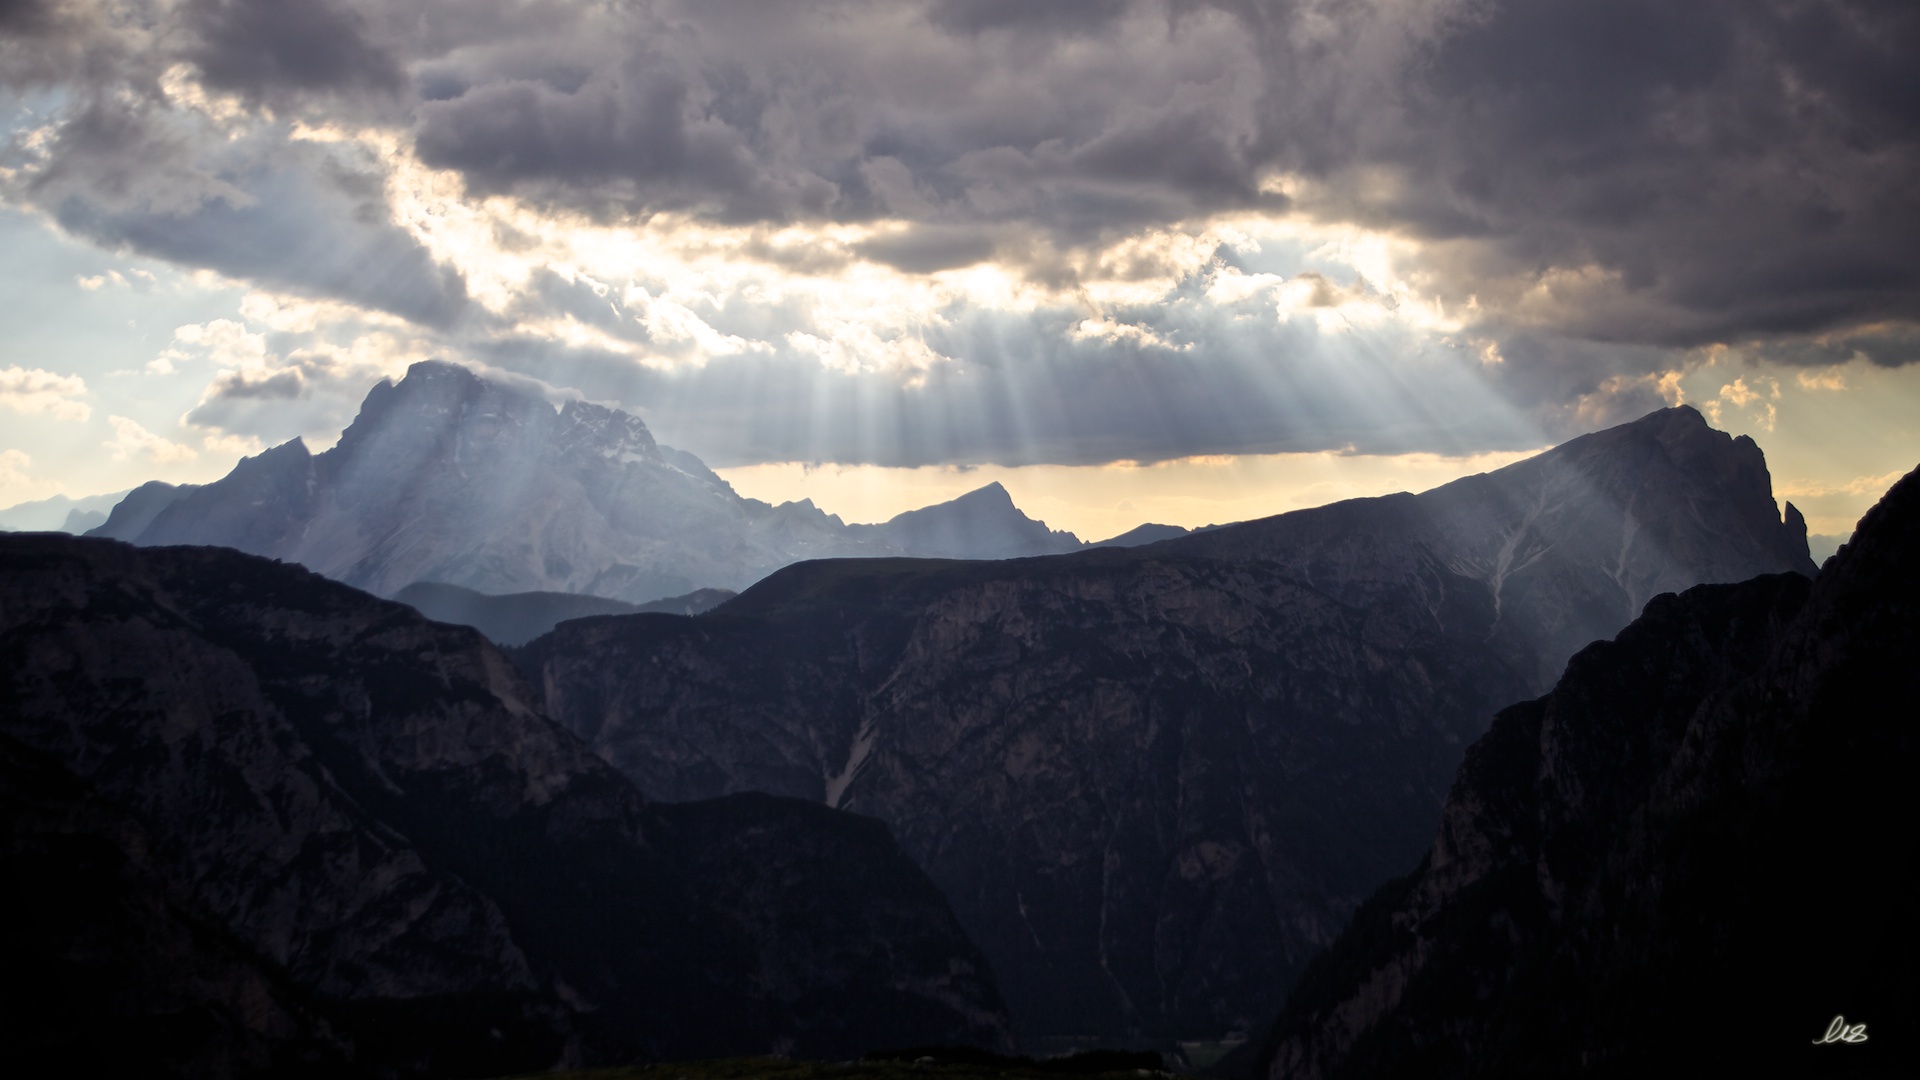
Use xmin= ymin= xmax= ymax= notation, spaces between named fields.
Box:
xmin=3 ymin=0 xmax=1916 ymax=541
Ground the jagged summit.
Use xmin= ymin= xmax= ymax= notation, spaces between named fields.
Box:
xmin=89 ymin=361 xmax=1088 ymax=602
xmin=556 ymin=398 xmax=661 ymax=463
xmin=852 ymin=481 xmax=1081 ymax=560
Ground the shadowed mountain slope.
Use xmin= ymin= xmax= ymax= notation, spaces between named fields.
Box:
xmin=1240 ymin=463 xmax=1920 ymax=1080
xmin=517 ymin=406 xmax=1814 ymax=1046
xmin=0 ymin=535 xmax=1008 ymax=1078
xmin=1163 ymin=405 xmax=1815 ymax=686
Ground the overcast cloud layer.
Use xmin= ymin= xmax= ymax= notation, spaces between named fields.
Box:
xmin=3 ymin=0 xmax=1917 ymax=468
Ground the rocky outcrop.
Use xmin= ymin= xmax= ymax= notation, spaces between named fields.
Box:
xmin=89 ymin=361 xmax=1085 ymax=603
xmin=0 ymin=534 xmax=1009 ymax=1076
xmin=518 ymin=406 xmax=1816 ymax=1046
xmin=1240 ymin=462 xmax=1920 ymax=1079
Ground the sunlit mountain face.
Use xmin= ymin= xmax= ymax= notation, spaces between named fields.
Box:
xmin=2 ymin=0 xmax=1918 ymax=542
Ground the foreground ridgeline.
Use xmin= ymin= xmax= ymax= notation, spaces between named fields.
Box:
xmin=517 ymin=405 xmax=1815 ymax=1043
xmin=86 ymin=360 xmax=1081 ymax=604
xmin=1238 ymin=462 xmax=1920 ymax=1079
xmin=0 ymin=536 xmax=1008 ymax=1077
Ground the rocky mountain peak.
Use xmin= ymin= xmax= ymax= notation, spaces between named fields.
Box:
xmin=554 ymin=398 xmax=660 ymax=464
xmin=862 ymin=481 xmax=1081 ymax=560
xmin=89 ymin=361 xmax=1094 ymax=603
xmin=254 ymin=436 xmax=312 ymax=465
xmin=959 ymin=480 xmax=1013 ymax=504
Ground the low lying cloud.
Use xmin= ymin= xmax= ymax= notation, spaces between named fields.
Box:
xmin=0 ymin=448 xmax=34 ymax=499
xmin=105 ymin=415 xmax=198 ymax=462
xmin=0 ymin=365 xmax=92 ymax=421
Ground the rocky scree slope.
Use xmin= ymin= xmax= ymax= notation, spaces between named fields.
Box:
xmin=0 ymin=534 xmax=1008 ymax=1078
xmin=89 ymin=361 xmax=1080 ymax=603
xmin=1239 ymin=463 xmax=1920 ymax=1080
xmin=516 ymin=406 xmax=1814 ymax=1045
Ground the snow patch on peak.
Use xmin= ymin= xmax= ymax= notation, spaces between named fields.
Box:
xmin=556 ymin=399 xmax=659 ymax=462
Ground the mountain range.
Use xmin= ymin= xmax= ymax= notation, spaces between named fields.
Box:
xmin=84 ymin=361 xmax=1089 ymax=605
xmin=0 ymin=489 xmax=128 ymax=534
xmin=0 ymin=535 xmax=1009 ymax=1076
xmin=514 ymin=404 xmax=1816 ymax=1044
xmin=1237 ymin=460 xmax=1920 ymax=1079
xmin=11 ymin=359 xmax=1895 ymax=1076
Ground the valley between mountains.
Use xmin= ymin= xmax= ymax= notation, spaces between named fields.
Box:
xmin=3 ymin=360 xmax=1909 ymax=1078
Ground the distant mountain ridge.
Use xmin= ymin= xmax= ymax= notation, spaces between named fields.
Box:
xmin=88 ymin=361 xmax=1085 ymax=603
xmin=1162 ymin=405 xmax=1816 ymax=685
xmin=0 ymin=489 xmax=128 ymax=533
xmin=848 ymin=482 xmax=1081 ymax=559
xmin=393 ymin=580 xmax=735 ymax=646
xmin=518 ymin=404 xmax=1816 ymax=1045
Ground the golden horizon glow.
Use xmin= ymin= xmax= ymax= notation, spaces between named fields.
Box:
xmin=716 ymin=447 xmax=1548 ymax=541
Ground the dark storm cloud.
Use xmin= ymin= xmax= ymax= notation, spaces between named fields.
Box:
xmin=183 ymin=0 xmax=403 ymax=102
xmin=412 ymin=70 xmax=836 ymax=222
xmin=927 ymin=0 xmax=1129 ymax=35
xmin=35 ymin=114 xmax=471 ymax=327
xmin=852 ymin=225 xmax=997 ymax=273
xmin=381 ymin=0 xmax=1920 ymax=363
xmin=0 ymin=0 xmax=57 ymax=33
xmin=9 ymin=0 xmax=1920 ymax=465
xmin=1324 ymin=0 xmax=1920 ymax=350
xmin=200 ymin=366 xmax=304 ymax=400
xmin=397 ymin=0 xmax=1274 ymax=228
xmin=1748 ymin=324 xmax=1920 ymax=370
xmin=57 ymin=186 xmax=471 ymax=326
xmin=3 ymin=0 xmax=467 ymax=327
xmin=0 ymin=0 xmax=136 ymax=90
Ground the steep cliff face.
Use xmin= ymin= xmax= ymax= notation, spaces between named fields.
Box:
xmin=0 ymin=535 xmax=1009 ymax=1076
xmin=89 ymin=362 xmax=1082 ymax=603
xmin=1243 ymin=463 xmax=1920 ymax=1080
xmin=519 ymin=407 xmax=1816 ymax=1045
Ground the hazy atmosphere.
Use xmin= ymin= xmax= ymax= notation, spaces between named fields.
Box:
xmin=4 ymin=0 xmax=1917 ymax=539
xmin=7 ymin=5 xmax=1920 ymax=1074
